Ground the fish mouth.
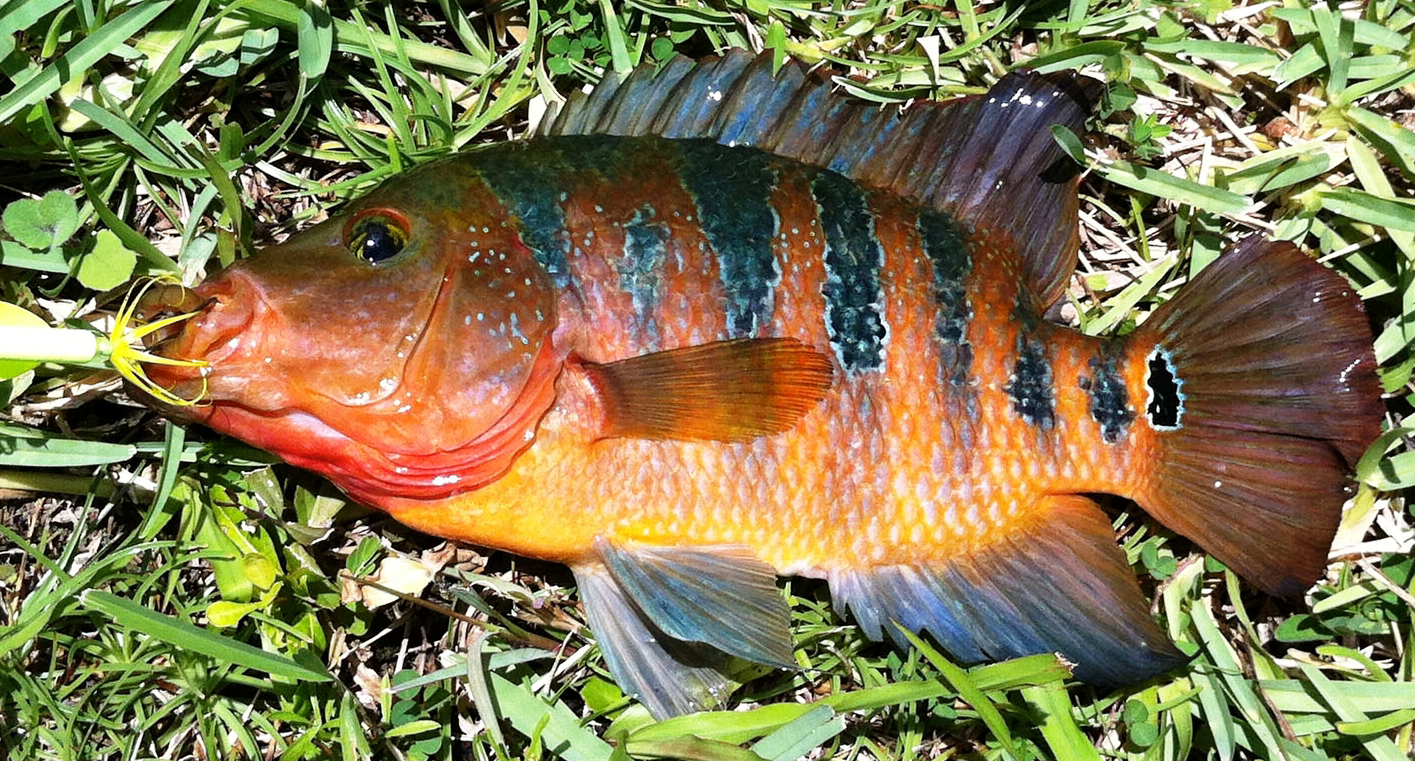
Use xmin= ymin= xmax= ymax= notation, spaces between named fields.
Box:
xmin=133 ymin=272 xmax=260 ymax=409
xmin=135 ymin=282 xmax=214 ymax=349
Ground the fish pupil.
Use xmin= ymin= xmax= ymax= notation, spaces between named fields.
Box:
xmin=351 ymin=217 xmax=406 ymax=263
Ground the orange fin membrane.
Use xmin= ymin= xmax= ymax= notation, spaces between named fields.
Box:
xmin=581 ymin=337 xmax=833 ymax=441
xmin=1131 ymin=237 xmax=1382 ymax=596
xmin=573 ymin=541 xmax=793 ymax=717
xmin=829 ymin=496 xmax=1186 ymax=687
xmin=546 ymin=51 xmax=1099 ymax=304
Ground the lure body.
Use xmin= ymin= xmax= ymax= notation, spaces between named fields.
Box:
xmin=143 ymin=53 xmax=1383 ymax=717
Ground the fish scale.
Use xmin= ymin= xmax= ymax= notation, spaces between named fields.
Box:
xmin=138 ymin=51 xmax=1383 ymax=718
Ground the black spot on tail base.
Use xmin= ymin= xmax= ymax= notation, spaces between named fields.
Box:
xmin=1145 ymin=347 xmax=1183 ymax=429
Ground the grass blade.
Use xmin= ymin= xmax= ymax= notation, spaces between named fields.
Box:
xmin=487 ymin=673 xmax=614 ymax=761
xmin=0 ymin=434 xmax=136 ymax=468
xmin=1021 ymin=682 xmax=1101 ymax=761
xmin=0 ymin=0 xmax=175 ymax=124
xmin=1094 ymin=158 xmax=1251 ymax=215
xmin=901 ymin=627 xmax=1022 ymax=761
xmin=80 ymin=590 xmax=333 ymax=682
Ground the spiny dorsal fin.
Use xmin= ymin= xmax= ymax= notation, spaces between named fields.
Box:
xmin=545 ymin=50 xmax=1100 ymax=305
xmin=578 ymin=337 xmax=834 ymax=442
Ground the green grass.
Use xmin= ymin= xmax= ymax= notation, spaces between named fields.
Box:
xmin=3 ymin=1 xmax=1414 ymax=759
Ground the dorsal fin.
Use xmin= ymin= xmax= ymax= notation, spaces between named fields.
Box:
xmin=544 ymin=50 xmax=1100 ymax=305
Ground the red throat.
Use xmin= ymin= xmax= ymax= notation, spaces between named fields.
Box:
xmin=201 ymin=335 xmax=563 ymax=506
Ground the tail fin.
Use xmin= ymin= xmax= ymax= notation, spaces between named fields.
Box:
xmin=1131 ymin=237 xmax=1382 ymax=596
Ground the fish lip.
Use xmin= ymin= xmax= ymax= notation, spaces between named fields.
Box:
xmin=135 ymin=269 xmax=263 ymax=402
xmin=135 ymin=282 xmax=219 ymax=353
xmin=178 ymin=272 xmax=261 ymax=364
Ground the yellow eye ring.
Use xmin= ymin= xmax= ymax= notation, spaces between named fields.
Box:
xmin=345 ymin=209 xmax=411 ymax=264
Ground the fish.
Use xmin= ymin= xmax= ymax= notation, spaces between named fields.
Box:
xmin=137 ymin=51 xmax=1384 ymax=718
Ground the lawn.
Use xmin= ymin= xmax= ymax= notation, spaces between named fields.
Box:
xmin=2 ymin=1 xmax=1413 ymax=759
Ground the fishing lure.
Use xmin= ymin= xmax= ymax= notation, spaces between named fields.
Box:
xmin=138 ymin=52 xmax=1382 ymax=717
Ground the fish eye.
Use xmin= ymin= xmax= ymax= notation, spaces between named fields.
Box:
xmin=345 ymin=210 xmax=411 ymax=264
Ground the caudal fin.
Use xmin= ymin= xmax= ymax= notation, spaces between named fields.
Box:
xmin=1131 ymin=237 xmax=1382 ymax=596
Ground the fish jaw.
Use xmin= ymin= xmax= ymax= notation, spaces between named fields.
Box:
xmin=136 ymin=268 xmax=268 ymax=424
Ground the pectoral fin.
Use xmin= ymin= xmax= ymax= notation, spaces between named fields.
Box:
xmin=829 ymin=495 xmax=1187 ymax=687
xmin=580 ymin=337 xmax=833 ymax=442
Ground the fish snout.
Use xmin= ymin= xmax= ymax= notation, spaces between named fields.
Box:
xmin=174 ymin=271 xmax=261 ymax=363
xmin=135 ymin=270 xmax=261 ymax=400
xmin=134 ymin=282 xmax=211 ymax=348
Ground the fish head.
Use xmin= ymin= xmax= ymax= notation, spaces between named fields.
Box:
xmin=139 ymin=165 xmax=561 ymax=502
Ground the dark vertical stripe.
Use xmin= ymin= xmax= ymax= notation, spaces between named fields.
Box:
xmin=620 ymin=203 xmax=669 ymax=348
xmin=811 ymin=171 xmax=888 ymax=373
xmin=918 ymin=210 xmax=977 ymax=446
xmin=473 ymin=135 xmax=641 ymax=291
xmin=1006 ymin=336 xmax=1055 ymax=430
xmin=471 ymin=142 xmax=574 ymax=289
xmin=1081 ymin=345 xmax=1133 ymax=443
xmin=675 ymin=140 xmax=780 ymax=338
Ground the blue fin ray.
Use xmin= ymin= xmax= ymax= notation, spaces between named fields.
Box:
xmin=595 ymin=539 xmax=795 ymax=668
xmin=573 ymin=565 xmax=739 ymax=717
xmin=828 ymin=496 xmax=1186 ymax=687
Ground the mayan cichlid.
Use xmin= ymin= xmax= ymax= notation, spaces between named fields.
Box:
xmin=137 ymin=51 xmax=1383 ymax=717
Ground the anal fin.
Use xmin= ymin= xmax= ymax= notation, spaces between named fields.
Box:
xmin=579 ymin=337 xmax=833 ymax=442
xmin=829 ymin=495 xmax=1186 ymax=687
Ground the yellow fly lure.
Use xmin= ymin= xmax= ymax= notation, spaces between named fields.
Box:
xmin=0 ymin=277 xmax=208 ymax=405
